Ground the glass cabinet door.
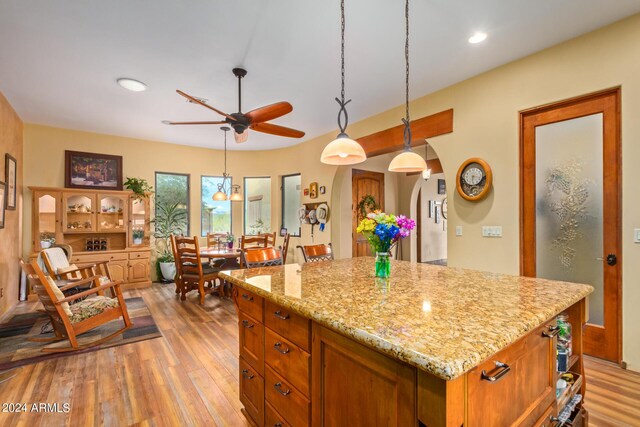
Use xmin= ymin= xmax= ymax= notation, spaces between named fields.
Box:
xmin=98 ymin=194 xmax=127 ymax=232
xmin=63 ymin=193 xmax=96 ymax=232
xmin=129 ymin=196 xmax=149 ymax=246
xmin=34 ymin=191 xmax=62 ymax=251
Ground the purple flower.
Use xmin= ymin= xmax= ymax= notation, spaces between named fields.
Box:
xmin=396 ymin=215 xmax=416 ymax=231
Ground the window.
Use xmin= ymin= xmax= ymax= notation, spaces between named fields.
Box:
xmin=155 ymin=172 xmax=190 ymax=235
xmin=201 ymin=176 xmax=232 ymax=236
xmin=281 ymin=174 xmax=301 ymax=237
xmin=244 ymin=177 xmax=271 ymax=235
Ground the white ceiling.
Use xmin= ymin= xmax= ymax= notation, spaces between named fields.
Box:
xmin=1 ymin=0 xmax=639 ymax=151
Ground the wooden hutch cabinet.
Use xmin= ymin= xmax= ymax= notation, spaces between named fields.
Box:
xmin=29 ymin=187 xmax=152 ymax=298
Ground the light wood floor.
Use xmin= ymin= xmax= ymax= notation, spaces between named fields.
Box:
xmin=0 ymin=284 xmax=638 ymax=427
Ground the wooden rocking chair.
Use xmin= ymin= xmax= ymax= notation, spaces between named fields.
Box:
xmin=21 ymin=260 xmax=132 ymax=353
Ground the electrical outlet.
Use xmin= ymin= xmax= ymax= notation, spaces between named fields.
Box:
xmin=482 ymin=226 xmax=503 ymax=237
xmin=635 ymin=228 xmax=640 ymax=243
xmin=455 ymin=226 xmax=463 ymax=236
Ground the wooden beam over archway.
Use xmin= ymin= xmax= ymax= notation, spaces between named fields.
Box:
xmin=356 ymin=108 xmax=453 ymax=157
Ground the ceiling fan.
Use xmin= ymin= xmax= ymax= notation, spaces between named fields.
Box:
xmin=165 ymin=68 xmax=305 ymax=143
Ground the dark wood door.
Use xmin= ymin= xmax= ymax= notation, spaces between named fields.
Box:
xmin=352 ymin=169 xmax=385 ymax=257
xmin=520 ymin=88 xmax=621 ymax=362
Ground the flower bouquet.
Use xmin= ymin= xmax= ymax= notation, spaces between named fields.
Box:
xmin=356 ymin=211 xmax=416 ymax=277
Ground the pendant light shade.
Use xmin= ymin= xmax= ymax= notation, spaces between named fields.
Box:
xmin=388 ymin=150 xmax=427 ymax=172
xmin=212 ymin=191 xmax=228 ymax=201
xmin=321 ymin=134 xmax=366 ymax=165
xmin=229 ymin=185 xmax=243 ymax=201
xmin=320 ymin=0 xmax=366 ymax=166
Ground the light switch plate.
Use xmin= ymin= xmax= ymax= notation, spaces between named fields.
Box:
xmin=455 ymin=226 xmax=463 ymax=236
xmin=634 ymin=228 xmax=640 ymax=243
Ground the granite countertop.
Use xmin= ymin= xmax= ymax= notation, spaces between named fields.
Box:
xmin=219 ymin=257 xmax=593 ymax=380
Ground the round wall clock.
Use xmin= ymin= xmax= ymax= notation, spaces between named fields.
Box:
xmin=456 ymin=158 xmax=493 ymax=201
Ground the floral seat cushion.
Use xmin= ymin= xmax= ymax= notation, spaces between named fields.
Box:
xmin=69 ymin=296 xmax=118 ymax=323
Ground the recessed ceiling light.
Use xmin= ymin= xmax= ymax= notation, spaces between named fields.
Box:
xmin=468 ymin=32 xmax=487 ymax=44
xmin=117 ymin=78 xmax=147 ymax=92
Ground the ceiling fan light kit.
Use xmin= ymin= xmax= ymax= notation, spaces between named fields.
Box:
xmin=389 ymin=0 xmax=426 ymax=174
xmin=320 ymin=0 xmax=367 ymax=166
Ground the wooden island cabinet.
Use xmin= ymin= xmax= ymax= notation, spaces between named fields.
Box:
xmin=223 ymin=258 xmax=592 ymax=427
xmin=28 ymin=186 xmax=152 ymax=298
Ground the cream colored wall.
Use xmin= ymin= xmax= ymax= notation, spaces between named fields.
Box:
xmin=0 ymin=91 xmax=23 ymax=318
xmin=22 ymin=13 xmax=640 ymax=368
xmin=420 ymin=173 xmax=448 ymax=263
xmin=22 ymin=124 xmax=340 ymax=267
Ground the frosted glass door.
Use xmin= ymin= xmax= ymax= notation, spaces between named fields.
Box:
xmin=535 ymin=114 xmax=603 ymax=325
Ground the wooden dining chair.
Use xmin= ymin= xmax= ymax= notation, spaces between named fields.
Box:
xmin=22 ymin=260 xmax=131 ymax=353
xmin=206 ymin=232 xmax=228 ymax=249
xmin=279 ymin=233 xmax=291 ymax=264
xmin=173 ymin=235 xmax=223 ymax=304
xmin=297 ymin=243 xmax=334 ymax=262
xmin=261 ymin=232 xmax=276 ymax=247
xmin=239 ymin=234 xmax=268 ymax=249
xmin=240 ymin=247 xmax=284 ymax=268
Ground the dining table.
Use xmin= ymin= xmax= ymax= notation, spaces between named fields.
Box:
xmin=199 ymin=247 xmax=241 ymax=297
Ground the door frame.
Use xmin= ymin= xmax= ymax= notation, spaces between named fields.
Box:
xmin=519 ymin=87 xmax=622 ymax=363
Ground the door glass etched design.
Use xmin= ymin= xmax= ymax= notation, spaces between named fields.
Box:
xmin=535 ymin=114 xmax=604 ymax=325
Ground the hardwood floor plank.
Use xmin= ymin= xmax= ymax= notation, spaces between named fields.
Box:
xmin=0 ymin=284 xmax=638 ymax=426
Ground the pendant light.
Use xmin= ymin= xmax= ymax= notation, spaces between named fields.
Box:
xmin=320 ymin=0 xmax=367 ymax=165
xmin=213 ymin=127 xmax=243 ymax=202
xmin=389 ymin=0 xmax=427 ymax=173
xmin=422 ymin=142 xmax=432 ymax=180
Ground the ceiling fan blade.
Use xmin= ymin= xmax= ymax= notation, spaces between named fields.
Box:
xmin=176 ymin=90 xmax=236 ymax=121
xmin=251 ymin=122 xmax=305 ymax=138
xmin=245 ymin=102 xmax=293 ymax=124
xmin=234 ymin=130 xmax=249 ymax=143
xmin=165 ymin=121 xmax=227 ymax=125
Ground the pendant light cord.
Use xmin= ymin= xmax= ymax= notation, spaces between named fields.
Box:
xmin=335 ymin=0 xmax=351 ymax=135
xmin=402 ymin=0 xmax=412 ymax=150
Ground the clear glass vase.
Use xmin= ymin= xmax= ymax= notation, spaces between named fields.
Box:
xmin=375 ymin=252 xmax=391 ymax=278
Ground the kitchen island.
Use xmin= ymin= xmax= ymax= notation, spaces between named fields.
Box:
xmin=220 ymin=257 xmax=593 ymax=427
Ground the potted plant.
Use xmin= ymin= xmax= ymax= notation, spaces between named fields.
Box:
xmin=226 ymin=233 xmax=235 ymax=249
xmin=124 ymin=177 xmax=153 ymax=200
xmin=152 ymin=202 xmax=188 ymax=281
xmin=132 ymin=229 xmax=145 ymax=245
xmin=40 ymin=232 xmax=55 ymax=249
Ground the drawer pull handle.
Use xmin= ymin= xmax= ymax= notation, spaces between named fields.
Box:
xmin=542 ymin=325 xmax=560 ymax=338
xmin=273 ymin=342 xmax=290 ymax=355
xmin=274 ymin=382 xmax=291 ymax=396
xmin=273 ymin=310 xmax=290 ymax=320
xmin=481 ymin=361 xmax=511 ymax=382
xmin=241 ymin=319 xmax=254 ymax=329
xmin=241 ymin=369 xmax=254 ymax=380
xmin=241 ymin=293 xmax=253 ymax=301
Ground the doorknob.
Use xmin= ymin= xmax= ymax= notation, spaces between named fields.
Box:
xmin=596 ymin=254 xmax=617 ymax=266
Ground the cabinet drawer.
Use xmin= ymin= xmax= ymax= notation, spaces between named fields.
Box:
xmin=534 ymin=405 xmax=554 ymax=427
xmin=266 ymin=402 xmax=291 ymax=427
xmin=239 ymin=312 xmax=265 ymax=375
xmin=71 ymin=252 xmax=128 ymax=263
xmin=265 ymin=365 xmax=310 ymax=427
xmin=265 ymin=328 xmax=310 ymax=397
xmin=237 ymin=289 xmax=264 ymax=322
xmin=265 ymin=300 xmax=310 ymax=352
xmin=240 ymin=357 xmax=264 ymax=427
xmin=128 ymin=251 xmax=150 ymax=260
xmin=467 ymin=321 xmax=556 ymax=426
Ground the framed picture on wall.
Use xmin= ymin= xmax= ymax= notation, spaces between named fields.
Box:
xmin=0 ymin=181 xmax=6 ymax=229
xmin=65 ymin=150 xmax=123 ymax=190
xmin=437 ymin=179 xmax=446 ymax=195
xmin=5 ymin=154 xmax=16 ymax=210
xmin=309 ymin=182 xmax=318 ymax=199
